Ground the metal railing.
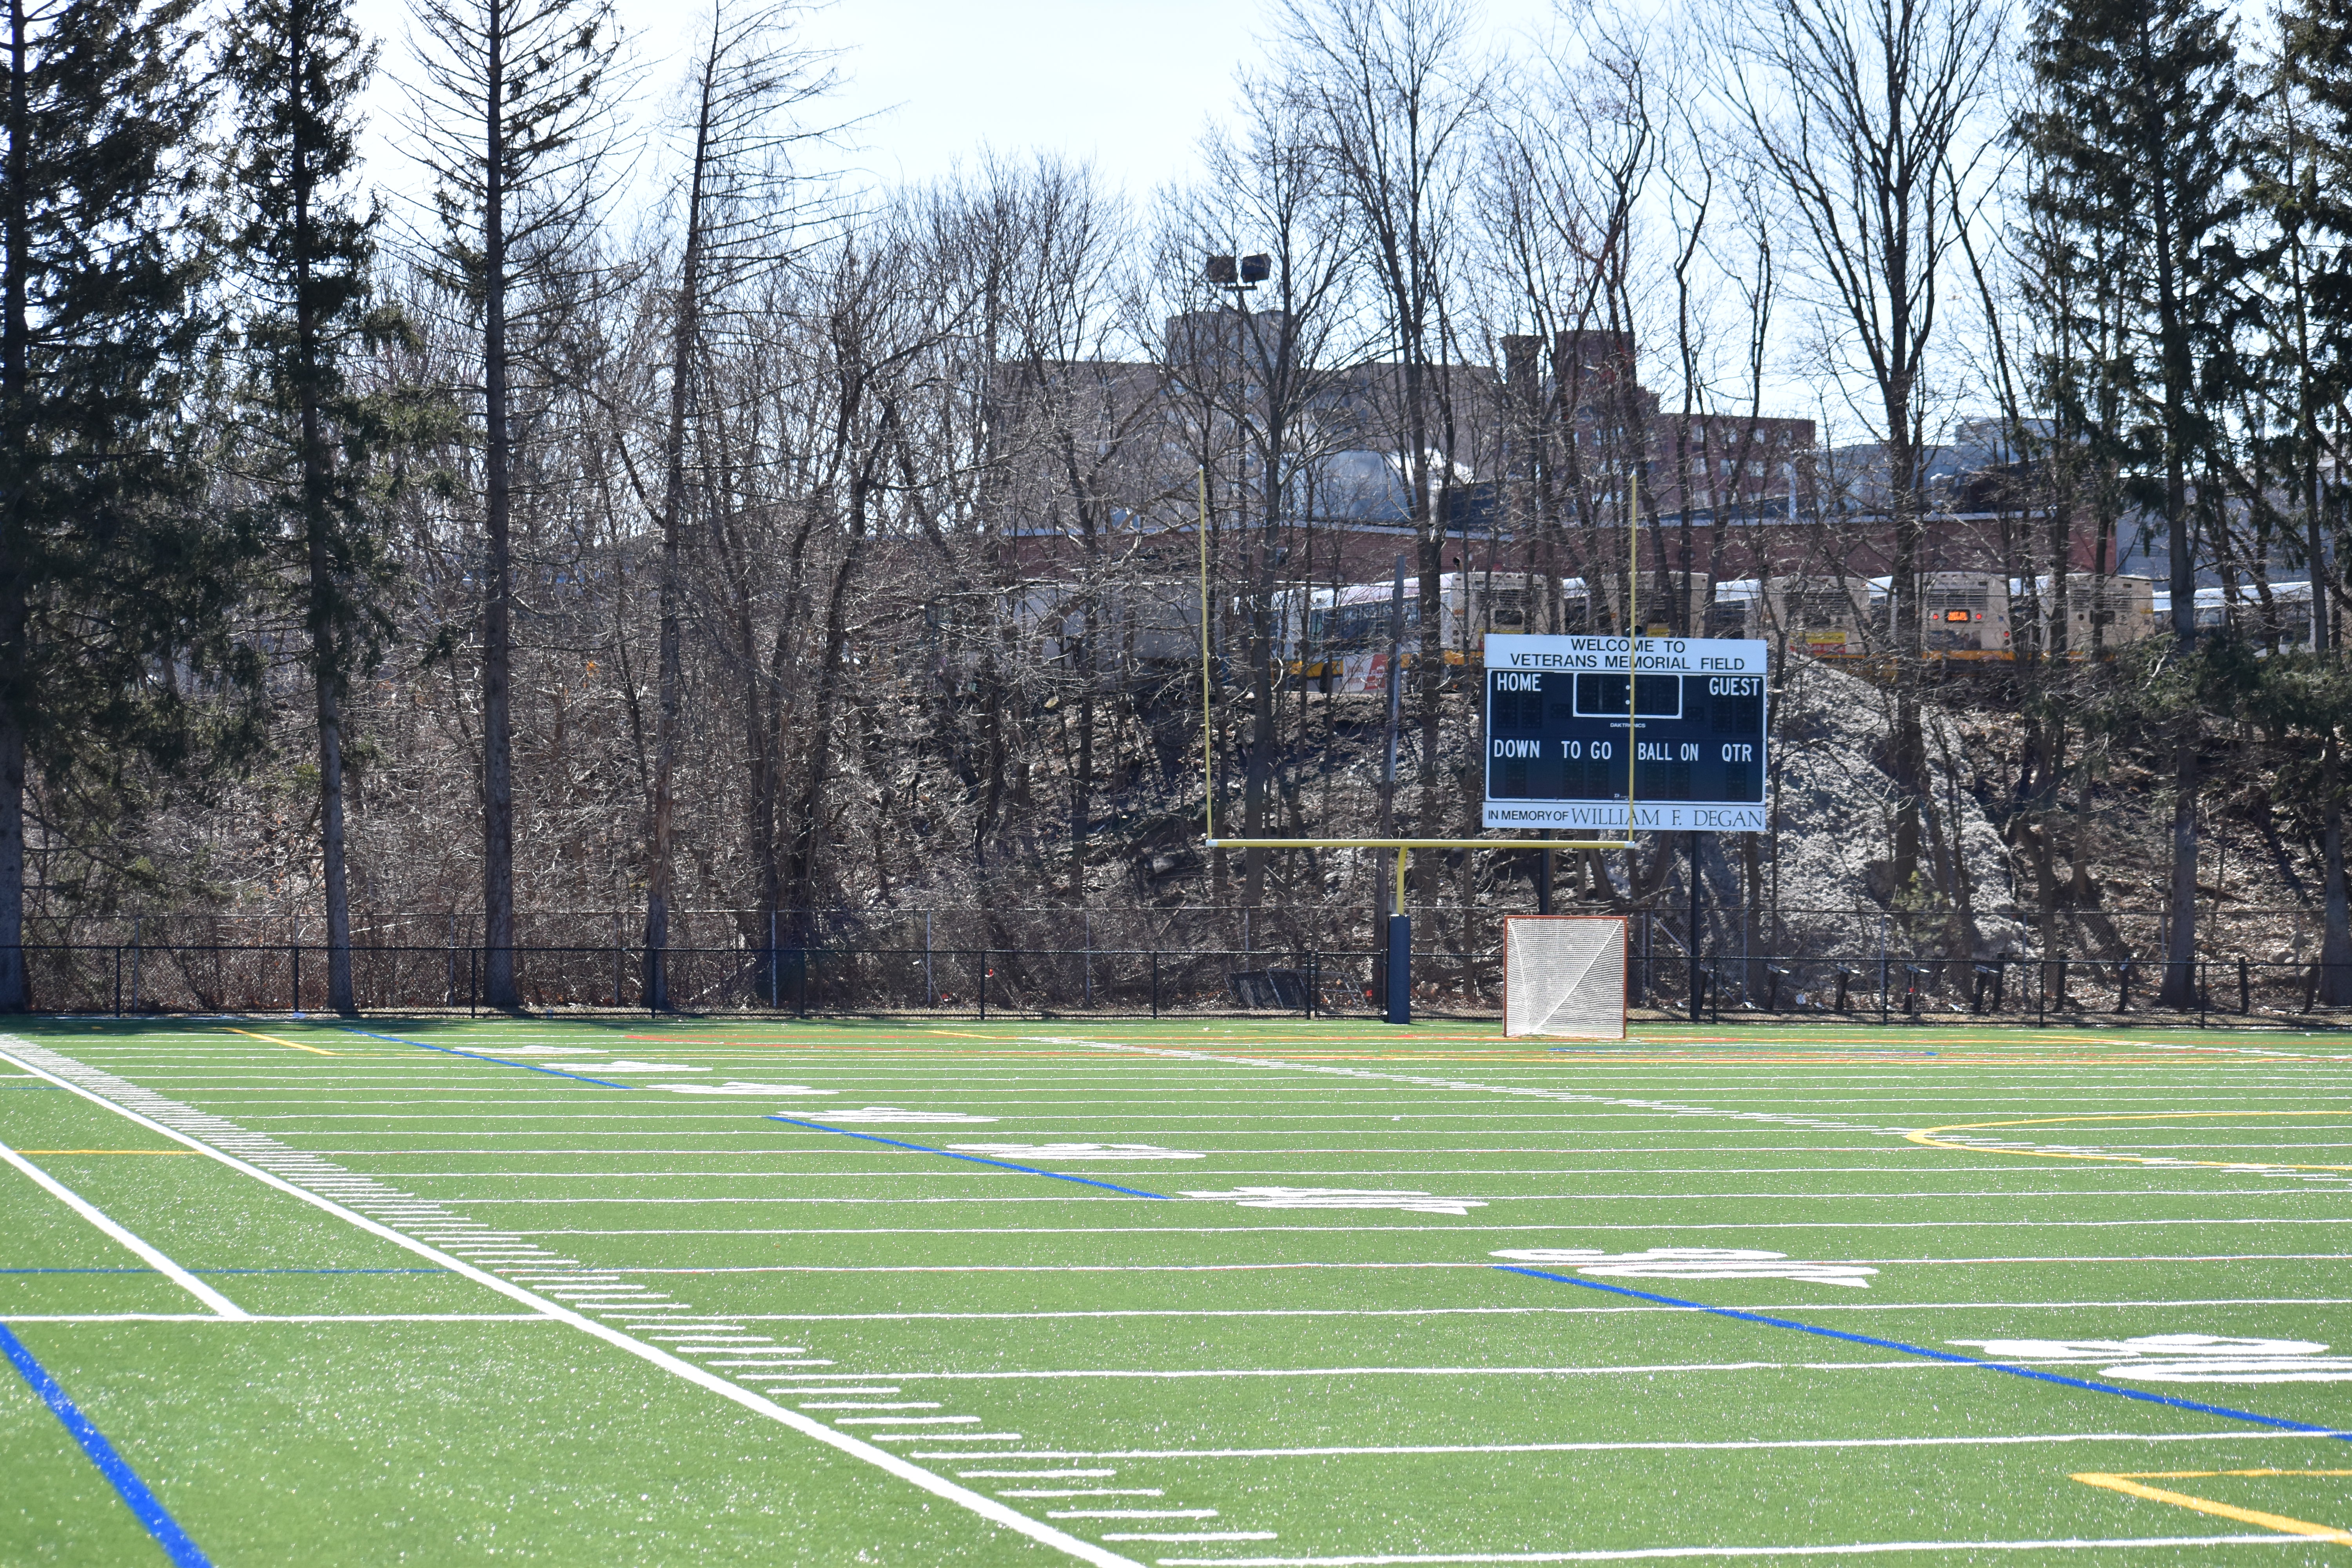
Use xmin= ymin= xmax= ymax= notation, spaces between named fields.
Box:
xmin=13 ymin=940 xmax=2349 ymax=1027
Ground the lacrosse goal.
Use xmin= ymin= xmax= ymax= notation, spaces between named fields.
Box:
xmin=1502 ymin=916 xmax=1628 ymax=1038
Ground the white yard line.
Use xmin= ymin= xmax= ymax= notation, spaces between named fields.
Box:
xmin=1153 ymin=1537 xmax=2308 ymax=1565
xmin=750 ymin=1361 xmax=2003 ymax=1381
xmin=501 ymin=1216 xmax=2352 ymax=1239
xmin=913 ymin=1427 xmax=2337 ymax=1461
xmin=566 ymin=1252 xmax=2352 ymax=1276
xmin=0 ymin=1034 xmax=1146 ymax=1568
xmin=695 ymin=1297 xmax=2352 ymax=1322
xmin=0 ymin=1137 xmax=248 ymax=1318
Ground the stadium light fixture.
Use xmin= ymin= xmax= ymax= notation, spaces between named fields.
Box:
xmin=1203 ymin=253 xmax=1272 ymax=290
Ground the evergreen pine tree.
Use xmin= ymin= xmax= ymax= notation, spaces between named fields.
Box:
xmin=2251 ymin=0 xmax=2352 ymax=999
xmin=0 ymin=0 xmax=228 ymax=1011
xmin=219 ymin=0 xmax=395 ymax=1017
xmin=410 ymin=0 xmax=620 ymax=1009
xmin=2022 ymin=0 xmax=2245 ymax=1008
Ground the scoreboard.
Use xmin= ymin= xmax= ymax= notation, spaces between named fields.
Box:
xmin=1481 ymin=635 xmax=1769 ymax=832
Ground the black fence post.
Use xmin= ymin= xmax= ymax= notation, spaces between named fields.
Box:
xmin=468 ymin=946 xmax=478 ymax=1017
xmin=292 ymin=945 xmax=301 ymax=1013
xmin=2117 ymin=960 xmax=2131 ymax=1013
xmin=977 ymin=949 xmax=987 ymax=1024
xmin=2240 ymin=956 xmax=2251 ymax=1015
xmin=113 ymin=946 xmax=122 ymax=1017
xmin=797 ymin=947 xmax=808 ymax=1019
xmin=1151 ymin=950 xmax=1160 ymax=1020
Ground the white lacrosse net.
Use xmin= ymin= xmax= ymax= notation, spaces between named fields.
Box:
xmin=1503 ymin=917 xmax=1627 ymax=1038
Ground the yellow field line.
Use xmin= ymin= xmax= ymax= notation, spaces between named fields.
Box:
xmin=223 ymin=1026 xmax=334 ymax=1056
xmin=2072 ymin=1472 xmax=2352 ymax=1543
xmin=2103 ymin=1470 xmax=2352 ymax=1480
xmin=1907 ymin=1111 xmax=2352 ymax=1173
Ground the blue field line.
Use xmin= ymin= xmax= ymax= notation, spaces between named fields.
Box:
xmin=762 ymin=1117 xmax=1174 ymax=1199
xmin=339 ymin=1028 xmax=636 ymax=1088
xmin=0 ymin=1323 xmax=213 ymax=1567
xmin=1496 ymin=1265 xmax=2351 ymax=1439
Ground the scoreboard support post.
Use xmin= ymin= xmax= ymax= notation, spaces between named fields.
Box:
xmin=1386 ymin=847 xmax=1411 ymax=1025
xmin=1688 ymin=831 xmax=1704 ymax=1024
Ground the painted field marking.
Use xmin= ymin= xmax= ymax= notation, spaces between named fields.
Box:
xmin=1039 ymin=1036 xmax=1911 ymax=1139
xmin=1151 ymin=1536 xmax=2318 ymax=1564
xmin=1495 ymin=1267 xmax=2348 ymax=1440
xmin=1052 ymin=1509 xmax=1219 ymax=1520
xmin=691 ymin=1298 xmax=2352 ymax=1325
xmin=1908 ymin=1112 xmax=2352 ymax=1173
xmin=750 ymin=1361 xmax=2022 ymax=1381
xmin=0 ymin=1323 xmax=214 ymax=1566
xmin=0 ymin=1140 xmax=247 ymax=1318
xmin=0 ymin=1036 xmax=1147 ymax=1568
xmin=223 ymin=1027 xmax=333 ymax=1056
xmin=764 ymin=1116 xmax=1173 ymax=1199
xmin=15 ymin=1149 xmax=196 ymax=1156
xmin=923 ymin=1430 xmax=2343 ymax=1461
xmin=0 ymin=1313 xmax=554 ymax=1324
xmin=2071 ymin=1470 xmax=2352 ymax=1543
xmin=336 ymin=1029 xmax=638 ymax=1089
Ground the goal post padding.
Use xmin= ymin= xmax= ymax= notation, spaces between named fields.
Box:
xmin=1503 ymin=916 xmax=1628 ymax=1039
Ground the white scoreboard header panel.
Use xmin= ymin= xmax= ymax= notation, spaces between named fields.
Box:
xmin=1481 ymin=635 xmax=1770 ymax=833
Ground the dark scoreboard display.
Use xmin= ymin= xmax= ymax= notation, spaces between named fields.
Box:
xmin=1481 ymin=635 xmax=1769 ymax=833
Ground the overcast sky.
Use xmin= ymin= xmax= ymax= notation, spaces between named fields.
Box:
xmin=348 ymin=0 xmax=1564 ymax=209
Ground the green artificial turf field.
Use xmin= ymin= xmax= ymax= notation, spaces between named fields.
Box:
xmin=4 ymin=1015 xmax=2352 ymax=1565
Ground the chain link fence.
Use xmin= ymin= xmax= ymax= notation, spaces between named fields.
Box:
xmin=18 ymin=934 xmax=2349 ymax=1027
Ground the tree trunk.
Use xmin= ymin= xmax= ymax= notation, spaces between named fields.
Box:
xmin=1073 ymin=628 xmax=1095 ymax=901
xmin=2161 ymin=721 xmax=2200 ymax=1007
xmin=479 ymin=11 xmax=518 ymax=1009
xmin=645 ymin=24 xmax=720 ymax=1012
xmin=645 ymin=516 xmax=679 ymax=1009
xmin=1889 ymin=425 xmax=1924 ymax=905
xmin=1243 ymin=547 xmax=1274 ymax=909
xmin=786 ymin=539 xmax=863 ymax=932
xmin=285 ymin=22 xmax=356 ymax=1017
xmin=0 ymin=0 xmax=31 ymax=1011
xmin=2322 ymin=731 xmax=2351 ymax=1006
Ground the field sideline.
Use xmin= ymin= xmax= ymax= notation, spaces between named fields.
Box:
xmin=4 ymin=1015 xmax=2352 ymax=1565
